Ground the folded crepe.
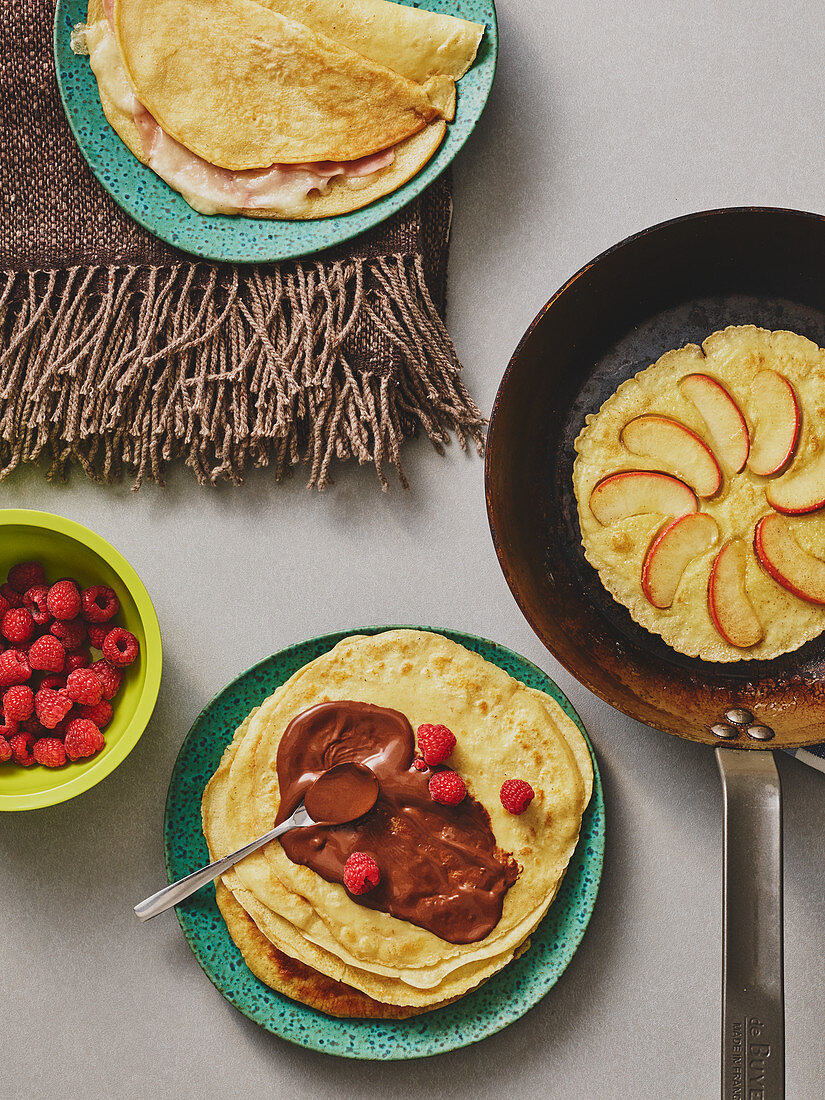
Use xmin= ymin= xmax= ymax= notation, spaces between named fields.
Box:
xmin=81 ymin=0 xmax=483 ymax=218
xmin=202 ymin=630 xmax=593 ymax=1015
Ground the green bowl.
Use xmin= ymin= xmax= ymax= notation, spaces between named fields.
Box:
xmin=0 ymin=510 xmax=162 ymax=812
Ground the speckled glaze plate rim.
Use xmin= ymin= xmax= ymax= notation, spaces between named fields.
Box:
xmin=163 ymin=626 xmax=605 ymax=1060
xmin=52 ymin=0 xmax=497 ymax=263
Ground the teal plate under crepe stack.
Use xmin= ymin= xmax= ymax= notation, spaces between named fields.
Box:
xmin=163 ymin=627 xmax=605 ymax=1059
xmin=53 ymin=0 xmax=497 ymax=263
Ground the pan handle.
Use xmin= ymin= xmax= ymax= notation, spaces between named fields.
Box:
xmin=716 ymin=747 xmax=784 ymax=1100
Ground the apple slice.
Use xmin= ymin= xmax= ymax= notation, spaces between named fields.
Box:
xmin=642 ymin=512 xmax=718 ymax=609
xmin=589 ymin=470 xmax=698 ymax=525
xmin=766 ymin=446 xmax=825 ymax=515
xmin=621 ymin=415 xmax=722 ymax=498
xmin=708 ymin=540 xmax=763 ymax=647
xmin=746 ymin=370 xmax=800 ymax=476
xmin=679 ymin=373 xmax=749 ymax=473
xmin=754 ymin=513 xmax=825 ymax=604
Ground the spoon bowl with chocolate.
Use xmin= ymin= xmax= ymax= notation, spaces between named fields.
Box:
xmin=134 ymin=762 xmax=379 ymax=922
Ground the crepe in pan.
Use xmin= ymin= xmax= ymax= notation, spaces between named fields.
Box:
xmin=574 ymin=326 xmax=825 ymax=662
xmin=202 ymin=629 xmax=593 ymax=1015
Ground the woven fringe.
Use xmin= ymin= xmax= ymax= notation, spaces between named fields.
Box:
xmin=0 ymin=259 xmax=484 ymax=491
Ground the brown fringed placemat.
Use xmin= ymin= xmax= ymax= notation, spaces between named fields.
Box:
xmin=0 ymin=0 xmax=484 ymax=490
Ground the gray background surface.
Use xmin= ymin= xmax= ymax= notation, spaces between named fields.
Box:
xmin=3 ymin=0 xmax=825 ymax=1095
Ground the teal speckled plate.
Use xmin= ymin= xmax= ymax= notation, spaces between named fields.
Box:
xmin=53 ymin=0 xmax=497 ymax=263
xmin=164 ymin=627 xmax=605 ymax=1059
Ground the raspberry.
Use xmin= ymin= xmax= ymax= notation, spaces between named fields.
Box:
xmin=3 ymin=685 xmax=34 ymax=722
xmin=77 ymin=700 xmax=113 ymax=729
xmin=33 ymin=737 xmax=67 ymax=768
xmin=0 ymin=593 xmax=9 ymax=618
xmin=20 ymin=716 xmax=45 ymax=737
xmin=51 ymin=618 xmax=87 ymax=650
xmin=500 ymin=779 xmax=535 ymax=815
xmin=51 ymin=717 xmax=73 ymax=739
xmin=39 ymin=674 xmax=66 ymax=691
xmin=0 ymin=736 xmax=11 ymax=763
xmin=35 ymin=687 xmax=73 ymax=729
xmin=64 ymin=719 xmax=105 ymax=761
xmin=343 ymin=852 xmax=381 ymax=895
xmin=9 ymin=732 xmax=35 ymax=766
xmin=29 ymin=635 xmax=66 ymax=673
xmin=86 ymin=624 xmax=109 ymax=650
xmin=46 ymin=580 xmax=81 ymax=621
xmin=1 ymin=608 xmax=34 ymax=645
xmin=412 ymin=757 xmax=428 ymax=772
xmin=23 ymin=584 xmax=52 ymax=626
xmin=416 ymin=723 xmax=456 ymax=767
xmin=0 ymin=583 xmax=24 ymax=608
xmin=90 ymin=660 xmax=121 ymax=700
xmin=65 ymin=668 xmax=103 ymax=705
xmin=81 ymin=585 xmax=119 ymax=623
xmin=102 ymin=628 xmax=139 ymax=668
xmin=0 ymin=714 xmax=18 ymax=738
xmin=8 ymin=560 xmax=46 ymax=594
xmin=428 ymin=770 xmax=466 ymax=805
xmin=66 ymin=650 xmax=91 ymax=673
xmin=0 ymin=649 xmax=31 ymax=687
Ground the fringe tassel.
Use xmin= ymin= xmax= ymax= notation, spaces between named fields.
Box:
xmin=0 ymin=259 xmax=484 ymax=491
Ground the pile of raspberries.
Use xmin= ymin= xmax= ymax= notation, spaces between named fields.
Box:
xmin=0 ymin=559 xmax=140 ymax=769
xmin=342 ymin=723 xmax=536 ymax=896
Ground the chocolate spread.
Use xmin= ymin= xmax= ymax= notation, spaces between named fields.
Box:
xmin=274 ymin=701 xmax=519 ymax=944
xmin=304 ymin=762 xmax=379 ymax=825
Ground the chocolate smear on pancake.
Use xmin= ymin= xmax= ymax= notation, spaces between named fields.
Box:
xmin=275 ymin=701 xmax=518 ymax=943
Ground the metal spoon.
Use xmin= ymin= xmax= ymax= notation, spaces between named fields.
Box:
xmin=134 ymin=762 xmax=379 ymax=922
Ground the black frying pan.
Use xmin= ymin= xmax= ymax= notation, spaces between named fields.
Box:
xmin=485 ymin=207 xmax=825 ymax=1100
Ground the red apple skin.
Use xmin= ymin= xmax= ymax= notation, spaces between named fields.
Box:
xmin=621 ymin=415 xmax=723 ymax=498
xmin=641 ymin=527 xmax=668 ymax=607
xmin=708 ymin=550 xmax=736 ymax=646
xmin=766 ymin=451 xmax=825 ymax=516
xmin=747 ymin=374 xmax=801 ymax=477
xmin=641 ymin=513 xmax=717 ymax=608
xmin=589 ymin=470 xmax=698 ymax=525
xmin=768 ymin=493 xmax=825 ymax=517
xmin=753 ymin=516 xmax=825 ymax=606
xmin=681 ymin=373 xmax=750 ymax=473
xmin=707 ymin=542 xmax=763 ymax=647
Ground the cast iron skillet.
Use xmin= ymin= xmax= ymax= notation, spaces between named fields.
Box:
xmin=486 ymin=208 xmax=825 ymax=1100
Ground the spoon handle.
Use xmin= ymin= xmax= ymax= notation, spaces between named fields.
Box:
xmin=134 ymin=806 xmax=312 ymax=922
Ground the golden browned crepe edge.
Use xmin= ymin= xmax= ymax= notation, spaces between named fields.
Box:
xmin=215 ymin=881 xmax=435 ymax=1018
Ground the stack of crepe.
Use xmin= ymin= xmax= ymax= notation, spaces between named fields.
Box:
xmin=81 ymin=0 xmax=484 ymax=217
xmin=202 ymin=630 xmax=593 ymax=1017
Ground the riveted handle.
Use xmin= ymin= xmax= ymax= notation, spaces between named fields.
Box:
xmin=716 ymin=748 xmax=784 ymax=1100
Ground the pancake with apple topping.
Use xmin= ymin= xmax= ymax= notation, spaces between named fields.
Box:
xmin=202 ymin=629 xmax=593 ymax=1015
xmin=574 ymin=325 xmax=825 ymax=662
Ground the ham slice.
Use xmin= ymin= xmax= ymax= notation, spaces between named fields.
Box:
xmin=89 ymin=1 xmax=395 ymax=216
xmin=132 ymin=105 xmax=394 ymax=215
